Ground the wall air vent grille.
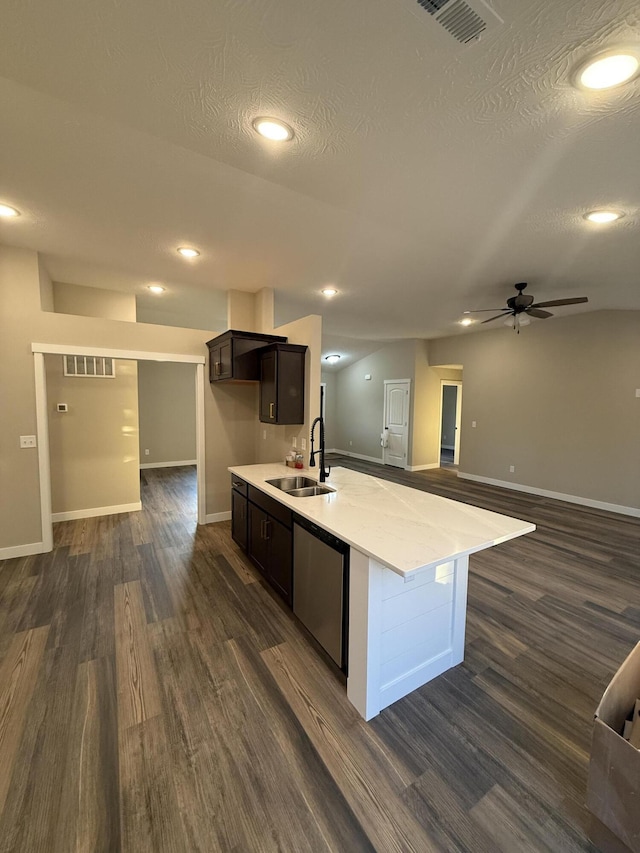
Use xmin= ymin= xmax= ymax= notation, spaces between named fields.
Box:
xmin=63 ymin=355 xmax=115 ymax=378
xmin=414 ymin=0 xmax=502 ymax=44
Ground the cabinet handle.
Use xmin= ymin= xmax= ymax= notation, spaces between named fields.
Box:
xmin=232 ymin=481 xmax=243 ymax=488
xmin=264 ymin=519 xmax=271 ymax=540
xmin=269 ymin=402 xmax=275 ymax=419
xmin=215 ymin=361 xmax=221 ymax=376
xmin=260 ymin=519 xmax=266 ymax=539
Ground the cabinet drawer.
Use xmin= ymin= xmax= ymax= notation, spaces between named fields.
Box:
xmin=230 ymin=474 xmax=248 ymax=497
xmin=248 ymin=486 xmax=292 ymax=529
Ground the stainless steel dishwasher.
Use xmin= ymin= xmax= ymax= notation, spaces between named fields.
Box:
xmin=293 ymin=517 xmax=349 ymax=673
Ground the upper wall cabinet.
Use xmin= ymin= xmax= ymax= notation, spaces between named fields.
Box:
xmin=206 ymin=330 xmax=287 ymax=382
xmin=259 ymin=343 xmax=307 ymax=424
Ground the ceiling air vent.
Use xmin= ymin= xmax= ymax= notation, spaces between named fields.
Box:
xmin=415 ymin=0 xmax=503 ymax=44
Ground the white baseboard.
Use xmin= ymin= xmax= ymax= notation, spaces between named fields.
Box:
xmin=0 ymin=541 xmax=48 ymax=561
xmin=332 ymin=449 xmax=385 ymax=465
xmin=457 ymin=472 xmax=640 ymax=518
xmin=205 ymin=511 xmax=232 ymax=524
xmin=407 ymin=463 xmax=440 ymax=472
xmin=52 ymin=501 xmax=142 ymax=522
xmin=140 ymin=459 xmax=197 ymax=470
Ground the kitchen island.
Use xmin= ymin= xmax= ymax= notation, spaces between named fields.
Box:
xmin=229 ymin=462 xmax=535 ymax=720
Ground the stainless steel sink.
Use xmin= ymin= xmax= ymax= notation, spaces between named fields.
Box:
xmin=265 ymin=476 xmax=335 ymax=497
xmin=286 ymin=485 xmax=336 ymax=498
xmin=266 ymin=476 xmax=318 ymax=491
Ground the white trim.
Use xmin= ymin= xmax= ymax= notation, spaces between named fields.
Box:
xmin=332 ymin=449 xmax=384 ymax=465
xmin=407 ymin=463 xmax=440 ymax=472
xmin=205 ymin=511 xmax=232 ymax=524
xmin=0 ymin=541 xmax=47 ymax=561
xmin=32 ymin=342 xmax=205 ymax=364
xmin=140 ymin=459 xmax=197 ymax=470
xmin=438 ymin=380 xmax=463 ymax=467
xmin=195 ymin=363 xmax=206 ymax=525
xmin=383 ymin=378 xmax=412 ymax=384
xmin=457 ymin=471 xmax=640 ymax=518
xmin=52 ymin=501 xmax=142 ymax=522
xmin=34 ymin=353 xmax=53 ymax=552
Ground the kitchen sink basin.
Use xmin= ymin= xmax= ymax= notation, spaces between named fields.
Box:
xmin=266 ymin=476 xmax=318 ymax=491
xmin=286 ymin=485 xmax=336 ymax=497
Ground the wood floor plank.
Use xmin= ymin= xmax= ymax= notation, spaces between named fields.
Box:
xmin=114 ymin=581 xmax=161 ymax=730
xmin=119 ymin=716 xmax=184 ymax=853
xmin=262 ymin=641 xmax=437 ymax=852
xmin=52 ymin=657 xmax=120 ymax=853
xmin=0 ymin=626 xmax=49 ymax=815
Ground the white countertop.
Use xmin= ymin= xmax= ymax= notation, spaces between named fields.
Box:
xmin=229 ymin=463 xmax=535 ymax=577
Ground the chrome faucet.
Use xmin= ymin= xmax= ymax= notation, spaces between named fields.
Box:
xmin=309 ymin=415 xmax=330 ymax=483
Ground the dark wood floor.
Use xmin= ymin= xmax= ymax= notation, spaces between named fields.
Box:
xmin=0 ymin=461 xmax=638 ymax=851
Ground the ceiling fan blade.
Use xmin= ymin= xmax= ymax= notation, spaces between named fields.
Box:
xmin=464 ymin=308 xmax=507 ymax=313
xmin=531 ymin=297 xmax=588 ymax=308
xmin=481 ymin=313 xmax=511 ymax=324
xmin=526 ymin=308 xmax=553 ymax=319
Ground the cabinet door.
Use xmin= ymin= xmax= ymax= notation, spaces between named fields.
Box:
xmin=231 ymin=490 xmax=248 ymax=551
xmin=260 ymin=350 xmax=277 ymax=423
xmin=276 ymin=350 xmax=305 ymax=425
xmin=266 ymin=517 xmax=292 ymax=606
xmin=218 ymin=338 xmax=232 ymax=379
xmin=209 ymin=344 xmax=221 ymax=381
xmin=248 ymin=503 xmax=269 ymax=577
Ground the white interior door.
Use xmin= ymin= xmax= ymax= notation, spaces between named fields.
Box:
xmin=383 ymin=380 xmax=410 ymax=468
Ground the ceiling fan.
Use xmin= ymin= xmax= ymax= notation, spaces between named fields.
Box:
xmin=464 ymin=283 xmax=588 ymax=332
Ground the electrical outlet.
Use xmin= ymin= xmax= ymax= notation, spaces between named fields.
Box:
xmin=349 ymin=440 xmax=353 ymax=446
xmin=145 ymin=449 xmax=150 ymax=456
xmin=636 ymin=389 xmax=640 ymax=398
xmin=262 ymin=429 xmax=267 ymax=440
xmin=472 ymin=420 xmax=477 ymax=428
xmin=509 ymin=465 xmax=515 ymax=473
xmin=301 ymin=438 xmax=306 ymax=450
xmin=20 ymin=435 xmax=37 ymax=448
xmin=292 ymin=437 xmax=296 ymax=448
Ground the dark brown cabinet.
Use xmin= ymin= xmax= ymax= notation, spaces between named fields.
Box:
xmin=242 ymin=485 xmax=293 ymax=606
xmin=259 ymin=343 xmax=307 ymax=425
xmin=231 ymin=477 xmax=248 ymax=550
xmin=207 ymin=330 xmax=286 ymax=382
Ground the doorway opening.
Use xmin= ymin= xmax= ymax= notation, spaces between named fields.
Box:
xmin=438 ymin=381 xmax=462 ymax=467
xmin=33 ymin=343 xmax=205 ymax=554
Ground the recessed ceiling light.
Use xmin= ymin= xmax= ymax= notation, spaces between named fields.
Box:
xmin=575 ymin=51 xmax=640 ymax=90
xmin=459 ymin=318 xmax=473 ymax=326
xmin=0 ymin=203 xmax=20 ymax=218
xmin=584 ymin=209 xmax=624 ymax=223
xmin=321 ymin=287 xmax=338 ymax=297
xmin=177 ymin=247 xmax=200 ymax=258
xmin=147 ymin=285 xmax=165 ymax=294
xmin=252 ymin=117 xmax=294 ymax=142
xmin=325 ymin=354 xmax=341 ymax=364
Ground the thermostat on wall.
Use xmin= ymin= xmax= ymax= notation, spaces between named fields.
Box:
xmin=57 ymin=403 xmax=68 ymax=413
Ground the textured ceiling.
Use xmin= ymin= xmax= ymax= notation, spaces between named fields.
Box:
xmin=0 ymin=0 xmax=638 ymax=341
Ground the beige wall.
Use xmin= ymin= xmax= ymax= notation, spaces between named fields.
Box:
xmin=46 ymin=355 xmax=140 ymax=513
xmin=0 ymin=245 xmax=228 ymax=550
xmin=321 ymin=371 xmax=338 ymax=449
xmin=53 ymin=281 xmax=137 ymax=321
xmin=332 ymin=339 xmax=417 ymax=461
xmin=428 ymin=311 xmax=640 ymax=510
xmin=138 ymin=361 xmax=197 ymax=465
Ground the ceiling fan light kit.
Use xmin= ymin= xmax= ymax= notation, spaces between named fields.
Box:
xmin=465 ymin=283 xmax=589 ymax=333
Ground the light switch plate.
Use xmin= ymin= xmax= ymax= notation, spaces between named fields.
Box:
xmin=301 ymin=438 xmax=307 ymax=450
xmin=20 ymin=435 xmax=37 ymax=448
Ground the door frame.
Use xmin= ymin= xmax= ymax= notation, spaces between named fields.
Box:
xmin=382 ymin=379 xmax=411 ymax=469
xmin=438 ymin=380 xmax=462 ymax=466
xmin=32 ymin=342 xmax=206 ymax=553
